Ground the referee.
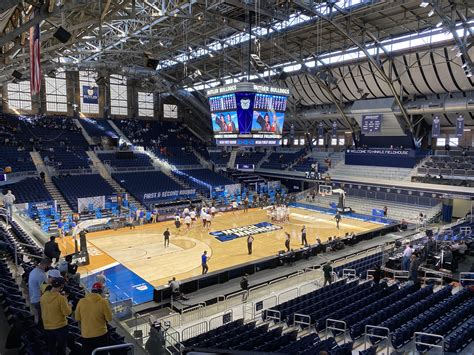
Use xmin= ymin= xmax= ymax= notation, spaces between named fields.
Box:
xmin=163 ymin=228 xmax=170 ymax=247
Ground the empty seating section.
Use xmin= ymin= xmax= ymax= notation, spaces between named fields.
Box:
xmin=261 ymin=150 xmax=306 ymax=169
xmin=0 ymin=147 xmax=36 ymax=172
xmin=182 ymin=319 xmax=351 ymax=354
xmin=112 ymin=171 xmax=187 ymax=205
xmin=41 ymin=148 xmax=90 ymax=170
xmin=417 ymin=153 xmax=474 ymax=178
xmin=1 ymin=177 xmax=52 ymax=204
xmin=234 ymin=152 xmax=266 ymax=166
xmin=333 ymin=252 xmax=383 ymax=278
xmin=52 ymin=174 xmax=115 ymax=211
xmin=152 ymin=146 xmax=200 ymax=166
xmin=0 ymin=222 xmax=127 ymax=353
xmin=292 ymin=157 xmax=328 ymax=173
xmin=209 ymin=151 xmax=230 ymax=165
xmin=181 ymin=169 xmax=234 ymax=187
xmin=78 ymin=118 xmax=118 ymax=138
xmin=97 ymin=152 xmax=153 ymax=168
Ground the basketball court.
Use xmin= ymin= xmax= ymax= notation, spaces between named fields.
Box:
xmin=58 ymin=205 xmax=391 ymax=304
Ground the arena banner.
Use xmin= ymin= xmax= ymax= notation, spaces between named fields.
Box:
xmin=318 ymin=122 xmax=324 ymax=137
xmin=345 ymin=149 xmax=419 ymax=168
xmin=77 ymin=195 xmax=105 ymax=212
xmin=455 ymin=115 xmax=464 ymax=138
xmin=431 ymin=116 xmax=440 ymax=138
xmin=82 ymin=85 xmax=99 ymax=104
xmin=210 ymin=222 xmax=282 ymax=242
xmin=143 ymin=189 xmax=196 ymax=201
xmin=225 ymin=183 xmax=241 ymax=196
xmin=27 ymin=200 xmax=57 ymax=217
xmin=331 ymin=121 xmax=337 ymax=138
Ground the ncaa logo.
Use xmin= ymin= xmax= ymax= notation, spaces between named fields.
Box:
xmin=241 ymin=99 xmax=250 ymax=110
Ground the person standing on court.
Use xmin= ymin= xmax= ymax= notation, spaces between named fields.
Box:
xmin=383 ymin=206 xmax=388 ymax=217
xmin=247 ymin=235 xmax=254 ymax=255
xmin=301 ymin=225 xmax=308 ymax=246
xmin=163 ymin=228 xmax=170 ymax=247
xmin=75 ymin=282 xmax=112 ymax=355
xmin=285 ymin=232 xmax=291 ymax=252
xmin=323 ymin=262 xmax=333 ymax=286
xmin=201 ymin=250 xmax=209 ymax=274
xmin=334 ymin=211 xmax=341 ymax=229
xmin=40 ymin=277 xmax=72 ymax=355
xmin=243 ymin=197 xmax=249 ymax=213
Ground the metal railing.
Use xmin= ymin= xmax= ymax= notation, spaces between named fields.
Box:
xmin=414 ymin=332 xmax=444 ymax=353
xmin=326 ymin=319 xmax=348 ymax=343
xmin=364 ymin=325 xmax=390 ymax=354
xmin=460 ymin=272 xmax=474 ymax=287
xmin=91 ymin=343 xmax=133 ymax=354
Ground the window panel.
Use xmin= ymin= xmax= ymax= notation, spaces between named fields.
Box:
xmin=338 ymin=138 xmax=345 ymax=146
xmin=318 ymin=138 xmax=324 ymax=146
xmin=79 ymin=71 xmax=99 ymax=114
xmin=331 ymin=138 xmax=337 ymax=146
xmin=138 ymin=92 xmax=154 ymax=117
xmin=448 ymin=137 xmax=458 ymax=147
xmin=163 ymin=104 xmax=178 ymax=119
xmin=45 ymin=72 xmax=67 ymax=113
xmin=110 ymin=75 xmax=128 ymax=116
xmin=7 ymin=81 xmax=32 ymax=111
xmin=436 ymin=138 xmax=446 ymax=147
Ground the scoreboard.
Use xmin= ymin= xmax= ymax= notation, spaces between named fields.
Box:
xmin=208 ymin=83 xmax=289 ymax=146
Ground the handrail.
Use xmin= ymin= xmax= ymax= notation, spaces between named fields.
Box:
xmin=459 ymin=272 xmax=474 ymax=287
xmin=365 ymin=325 xmax=390 ymax=354
xmin=326 ymin=319 xmax=348 ymax=343
xmin=91 ymin=343 xmax=133 ymax=354
xmin=414 ymin=332 xmax=444 ymax=353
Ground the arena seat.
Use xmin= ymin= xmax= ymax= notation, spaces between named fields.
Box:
xmin=1 ymin=177 xmax=52 ymax=204
xmin=261 ymin=150 xmax=306 ymax=169
xmin=234 ymin=151 xmax=266 ymax=166
xmin=40 ymin=148 xmax=91 ymax=170
xmin=77 ymin=118 xmax=119 ymax=138
xmin=97 ymin=152 xmax=153 ymax=168
xmin=152 ymin=146 xmax=200 ymax=166
xmin=209 ymin=151 xmax=230 ymax=166
xmin=180 ymin=169 xmax=235 ymax=187
xmin=52 ymin=174 xmax=116 ymax=212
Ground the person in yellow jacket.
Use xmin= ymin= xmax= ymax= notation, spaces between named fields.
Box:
xmin=75 ymin=282 xmax=113 ymax=355
xmin=40 ymin=277 xmax=72 ymax=355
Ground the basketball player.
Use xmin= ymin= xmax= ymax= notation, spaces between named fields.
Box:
xmin=184 ymin=214 xmax=191 ymax=230
xmin=285 ymin=232 xmax=291 ymax=252
xmin=190 ymin=209 xmax=197 ymax=225
xmin=243 ymin=197 xmax=249 ymax=213
xmin=247 ymin=235 xmax=254 ymax=255
xmin=232 ymin=200 xmax=238 ymax=214
xmin=205 ymin=213 xmax=212 ymax=229
xmin=174 ymin=213 xmax=181 ymax=231
xmin=201 ymin=211 xmax=208 ymax=228
xmin=334 ymin=212 xmax=341 ymax=229
xmin=183 ymin=206 xmax=190 ymax=216
xmin=201 ymin=251 xmax=209 ymax=274
xmin=210 ymin=205 xmax=216 ymax=217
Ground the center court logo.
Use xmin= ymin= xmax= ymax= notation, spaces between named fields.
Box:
xmin=210 ymin=222 xmax=282 ymax=242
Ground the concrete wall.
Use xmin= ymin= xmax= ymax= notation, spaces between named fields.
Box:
xmin=452 ymin=199 xmax=472 ymax=218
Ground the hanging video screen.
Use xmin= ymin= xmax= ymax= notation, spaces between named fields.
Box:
xmin=207 ymin=84 xmax=289 ymax=146
xmin=211 ymin=111 xmax=239 ymax=133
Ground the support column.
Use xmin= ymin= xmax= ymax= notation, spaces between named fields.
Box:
xmin=441 ymin=198 xmax=453 ymax=223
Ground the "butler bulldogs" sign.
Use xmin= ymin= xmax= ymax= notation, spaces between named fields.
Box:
xmin=210 ymin=222 xmax=282 ymax=242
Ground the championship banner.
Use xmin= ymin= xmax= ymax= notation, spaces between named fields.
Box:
xmin=143 ymin=189 xmax=196 ymax=201
xmin=331 ymin=121 xmax=337 ymax=138
xmin=431 ymin=116 xmax=441 ymax=138
xmin=455 ymin=115 xmax=464 ymax=138
xmin=210 ymin=222 xmax=282 ymax=242
xmin=83 ymin=85 xmax=99 ymax=104
xmin=77 ymin=196 xmax=105 ymax=212
xmin=318 ymin=122 xmax=324 ymax=137
xmin=225 ymin=183 xmax=241 ymax=196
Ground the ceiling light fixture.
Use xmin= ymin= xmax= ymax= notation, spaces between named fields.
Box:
xmin=427 ymin=9 xmax=434 ymax=17
xmin=420 ymin=1 xmax=429 ymax=8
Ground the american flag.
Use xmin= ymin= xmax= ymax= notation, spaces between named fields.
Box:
xmin=29 ymin=19 xmax=41 ymax=96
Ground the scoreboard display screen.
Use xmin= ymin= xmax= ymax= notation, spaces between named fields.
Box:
xmin=207 ymin=83 xmax=289 ymax=146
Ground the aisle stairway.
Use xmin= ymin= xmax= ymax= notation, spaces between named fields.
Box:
xmin=30 ymin=152 xmax=72 ymax=218
xmin=86 ymin=151 xmax=145 ymax=210
xmin=227 ymin=150 xmax=237 ymax=169
xmin=74 ymin=118 xmax=94 ymax=145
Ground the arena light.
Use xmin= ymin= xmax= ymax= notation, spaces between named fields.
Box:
xmin=419 ymin=1 xmax=430 ymax=8
xmin=427 ymin=9 xmax=434 ymax=17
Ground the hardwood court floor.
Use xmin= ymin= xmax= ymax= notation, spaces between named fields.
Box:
xmin=60 ymin=208 xmax=382 ymax=287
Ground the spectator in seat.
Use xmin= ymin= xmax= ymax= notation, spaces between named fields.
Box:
xmin=75 ymin=282 xmax=113 ymax=355
xmin=41 ymin=277 xmax=72 ymax=355
xmin=59 ymin=255 xmax=80 ymax=284
xmin=44 ymin=236 xmax=61 ymax=263
xmin=372 ymin=265 xmax=382 ymax=285
xmin=28 ymin=257 xmax=52 ymax=325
